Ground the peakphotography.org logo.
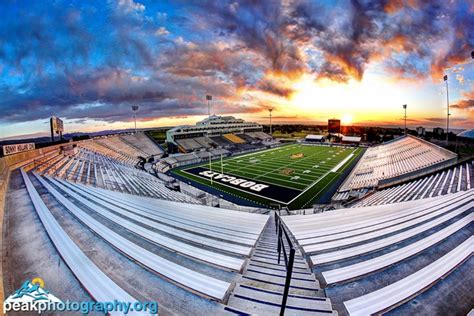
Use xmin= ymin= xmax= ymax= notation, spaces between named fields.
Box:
xmin=3 ymin=278 xmax=158 ymax=314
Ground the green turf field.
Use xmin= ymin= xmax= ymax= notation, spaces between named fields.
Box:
xmin=172 ymin=143 xmax=364 ymax=209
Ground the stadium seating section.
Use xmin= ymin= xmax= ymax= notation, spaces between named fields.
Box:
xmin=79 ymin=133 xmax=163 ymax=165
xmin=19 ymin=169 xmax=269 ymax=302
xmin=247 ymin=132 xmax=272 ymax=141
xmin=119 ymin=133 xmax=164 ymax=157
xmin=171 ymin=132 xmax=274 ymax=154
xmin=193 ymin=136 xmax=216 ymax=149
xmin=283 ymin=189 xmax=473 ymax=314
xmin=209 ymin=136 xmax=233 ymax=148
xmin=176 ymin=138 xmax=203 ymax=152
xmin=352 ymin=160 xmax=473 ymax=207
xmin=338 ymin=135 xmax=456 ymax=192
xmin=238 ymin=133 xmax=258 ymax=143
xmin=33 ymin=147 xmax=197 ymax=203
xmin=223 ymin=134 xmax=245 ymax=144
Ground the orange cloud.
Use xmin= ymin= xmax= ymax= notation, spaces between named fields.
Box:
xmin=384 ymin=0 xmax=404 ymax=14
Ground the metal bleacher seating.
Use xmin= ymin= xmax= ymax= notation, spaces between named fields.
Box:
xmin=351 ymin=160 xmax=473 ymax=207
xmin=101 ymin=136 xmax=149 ymax=158
xmin=337 ymin=135 xmax=457 ymax=193
xmin=20 ymin=169 xmax=148 ymax=315
xmin=175 ymin=138 xmax=203 ymax=152
xmin=79 ymin=139 xmax=139 ymax=166
xmin=283 ymin=189 xmax=473 ymax=314
xmin=119 ymin=133 xmax=164 ymax=157
xmin=210 ymin=136 xmax=233 ymax=147
xmin=343 ymin=236 xmax=473 ymax=315
xmin=239 ymin=133 xmax=258 ymax=143
xmin=36 ymin=148 xmax=199 ymax=203
xmin=193 ymin=137 xmax=216 ymax=149
xmin=79 ymin=134 xmax=163 ymax=164
xmin=22 ymin=170 xmax=269 ymax=301
xmin=223 ymin=134 xmax=246 ymax=144
xmin=247 ymin=132 xmax=271 ymax=141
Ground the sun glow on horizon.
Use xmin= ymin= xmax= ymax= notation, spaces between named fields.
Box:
xmin=284 ymin=72 xmax=441 ymax=125
xmin=341 ymin=115 xmax=353 ymax=125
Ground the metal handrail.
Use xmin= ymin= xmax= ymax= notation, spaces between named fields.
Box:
xmin=275 ymin=213 xmax=295 ymax=316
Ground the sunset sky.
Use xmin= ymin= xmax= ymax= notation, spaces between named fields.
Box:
xmin=0 ymin=0 xmax=473 ymax=139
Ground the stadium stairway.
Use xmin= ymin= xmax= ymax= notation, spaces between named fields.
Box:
xmin=225 ymin=213 xmax=337 ymax=315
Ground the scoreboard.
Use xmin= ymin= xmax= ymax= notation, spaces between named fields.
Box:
xmin=50 ymin=116 xmax=64 ymax=141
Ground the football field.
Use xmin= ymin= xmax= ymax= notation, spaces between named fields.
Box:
xmin=172 ymin=143 xmax=364 ymax=209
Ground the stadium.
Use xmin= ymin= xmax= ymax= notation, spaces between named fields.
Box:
xmin=0 ymin=1 xmax=473 ymax=316
xmin=1 ymin=111 xmax=473 ymax=315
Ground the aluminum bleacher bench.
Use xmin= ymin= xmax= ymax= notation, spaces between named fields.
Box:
xmin=300 ymin=192 xmax=470 ymax=246
xmin=285 ymin=191 xmax=467 ymax=240
xmin=343 ymin=235 xmax=474 ymax=315
xmin=302 ymin=192 xmax=473 ymax=253
xmin=76 ymin=184 xmax=261 ymax=246
xmin=82 ymin=184 xmax=267 ymax=237
xmin=50 ymin=178 xmax=246 ymax=271
xmin=34 ymin=173 xmax=231 ymax=301
xmin=322 ymin=212 xmax=473 ymax=284
xmin=63 ymin=181 xmax=252 ymax=256
xmin=21 ymin=169 xmax=149 ymax=316
xmin=309 ymin=200 xmax=472 ymax=265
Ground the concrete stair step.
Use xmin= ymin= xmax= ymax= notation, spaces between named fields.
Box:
xmin=259 ymin=238 xmax=278 ymax=243
xmin=249 ymin=258 xmax=309 ymax=272
xmin=254 ymin=248 xmax=277 ymax=255
xmin=244 ymin=271 xmax=321 ymax=291
xmin=248 ymin=260 xmax=311 ymax=273
xmin=241 ymin=275 xmax=321 ymax=297
xmin=245 ymin=265 xmax=316 ymax=281
xmin=229 ymin=284 xmax=334 ymax=315
xmin=253 ymin=249 xmax=305 ymax=260
xmin=256 ymin=243 xmax=277 ymax=248
xmin=232 ymin=284 xmax=333 ymax=312
xmin=251 ymin=254 xmax=307 ymax=267
xmin=247 ymin=261 xmax=313 ymax=275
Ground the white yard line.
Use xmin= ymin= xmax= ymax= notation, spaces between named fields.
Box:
xmin=330 ymin=152 xmax=355 ymax=172
xmin=287 ymin=148 xmax=360 ymax=205
xmin=253 ymin=146 xmax=330 ymax=181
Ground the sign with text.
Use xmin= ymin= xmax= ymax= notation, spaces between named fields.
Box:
xmin=2 ymin=143 xmax=36 ymax=156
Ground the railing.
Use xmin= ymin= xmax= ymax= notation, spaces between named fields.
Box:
xmin=275 ymin=212 xmax=295 ymax=316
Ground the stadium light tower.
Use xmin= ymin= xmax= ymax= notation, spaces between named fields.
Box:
xmin=269 ymin=108 xmax=273 ymax=136
xmin=402 ymin=104 xmax=407 ymax=136
xmin=206 ymin=95 xmax=212 ymax=116
xmin=443 ymin=75 xmax=450 ymax=146
xmin=131 ymin=105 xmax=139 ymax=134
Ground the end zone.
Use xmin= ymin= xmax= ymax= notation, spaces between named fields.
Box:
xmin=181 ymin=166 xmax=302 ymax=204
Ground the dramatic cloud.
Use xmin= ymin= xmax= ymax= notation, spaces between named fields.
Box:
xmin=0 ymin=0 xmax=473 ymax=126
xmin=451 ymin=89 xmax=474 ymax=110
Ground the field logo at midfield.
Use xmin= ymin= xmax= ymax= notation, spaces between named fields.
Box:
xmin=198 ymin=170 xmax=269 ymax=192
xmin=290 ymin=153 xmax=304 ymax=159
xmin=280 ymin=168 xmax=295 ymax=176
